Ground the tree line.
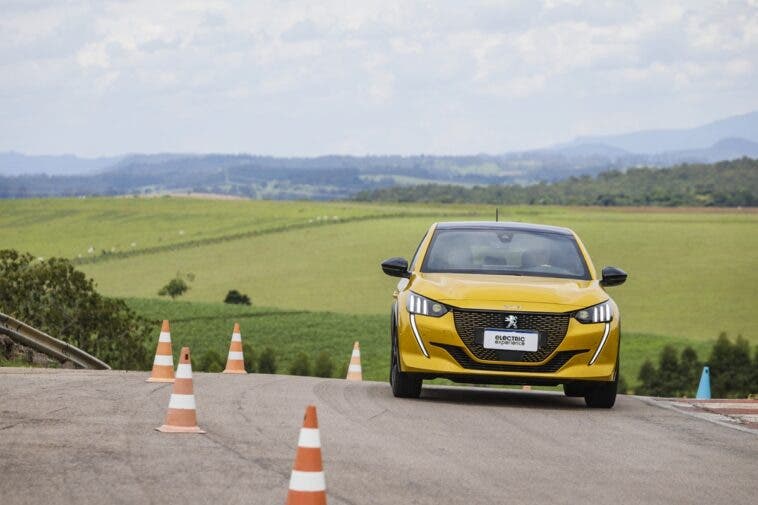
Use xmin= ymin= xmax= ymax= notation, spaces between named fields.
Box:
xmin=636 ymin=333 xmax=757 ymax=398
xmin=355 ymin=157 xmax=758 ymax=207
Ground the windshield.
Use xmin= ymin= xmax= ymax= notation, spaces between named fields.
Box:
xmin=421 ymin=228 xmax=591 ymax=280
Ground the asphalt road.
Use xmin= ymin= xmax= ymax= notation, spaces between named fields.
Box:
xmin=1 ymin=368 xmax=755 ymax=505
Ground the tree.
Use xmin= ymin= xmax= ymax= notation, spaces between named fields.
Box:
xmin=224 ymin=289 xmax=251 ymax=306
xmin=313 ymin=351 xmax=334 ymax=378
xmin=637 ymin=359 xmax=658 ymax=396
xmin=289 ymin=352 xmax=311 ymax=376
xmin=709 ymin=333 xmax=754 ymax=398
xmin=195 ymin=349 xmax=225 ymax=373
xmin=158 ymin=277 xmax=189 ymax=299
xmin=657 ymin=345 xmax=681 ymax=397
xmin=0 ymin=249 xmax=151 ymax=370
xmin=258 ymin=347 xmax=277 ymax=374
xmin=679 ymin=346 xmax=701 ymax=397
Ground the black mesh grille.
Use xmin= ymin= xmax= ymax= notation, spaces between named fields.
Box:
xmin=452 ymin=309 xmax=570 ymax=363
xmin=432 ymin=342 xmax=586 ymax=373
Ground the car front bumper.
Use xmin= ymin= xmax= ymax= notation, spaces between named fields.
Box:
xmin=397 ymin=306 xmax=619 ymax=384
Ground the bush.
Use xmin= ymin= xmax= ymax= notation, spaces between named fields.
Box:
xmin=679 ymin=346 xmax=701 ymax=396
xmin=258 ymin=347 xmax=277 ymax=374
xmin=224 ymin=290 xmax=251 ymax=306
xmin=313 ymin=351 xmax=335 ymax=378
xmin=636 ymin=334 xmax=756 ymax=398
xmin=709 ymin=333 xmax=753 ymax=398
xmin=0 ymin=249 xmax=151 ymax=370
xmin=158 ymin=277 xmax=189 ymax=299
xmin=617 ymin=374 xmax=628 ymax=394
xmin=195 ymin=349 xmax=225 ymax=373
xmin=289 ymin=352 xmax=311 ymax=376
xmin=243 ymin=343 xmax=257 ymax=373
xmin=637 ymin=359 xmax=660 ymax=396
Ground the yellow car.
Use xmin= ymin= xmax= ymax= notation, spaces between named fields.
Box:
xmin=381 ymin=221 xmax=627 ymax=408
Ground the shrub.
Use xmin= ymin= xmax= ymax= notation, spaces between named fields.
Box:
xmin=637 ymin=359 xmax=659 ymax=396
xmin=224 ymin=289 xmax=251 ymax=306
xmin=617 ymin=374 xmax=628 ymax=394
xmin=158 ymin=277 xmax=189 ymax=299
xmin=313 ymin=351 xmax=335 ymax=378
xmin=289 ymin=352 xmax=311 ymax=376
xmin=678 ymin=346 xmax=701 ymax=396
xmin=195 ymin=349 xmax=225 ymax=373
xmin=258 ymin=347 xmax=277 ymax=374
xmin=243 ymin=343 xmax=257 ymax=373
xmin=0 ymin=249 xmax=151 ymax=370
xmin=709 ymin=333 xmax=753 ymax=398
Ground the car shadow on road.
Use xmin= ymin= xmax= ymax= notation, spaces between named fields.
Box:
xmin=419 ymin=385 xmax=589 ymax=410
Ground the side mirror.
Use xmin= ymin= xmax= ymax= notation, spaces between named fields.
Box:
xmin=600 ymin=266 xmax=627 ymax=287
xmin=381 ymin=257 xmax=410 ymax=278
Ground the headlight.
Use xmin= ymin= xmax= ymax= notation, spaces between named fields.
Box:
xmin=406 ymin=292 xmax=448 ymax=317
xmin=574 ymin=300 xmax=613 ymax=324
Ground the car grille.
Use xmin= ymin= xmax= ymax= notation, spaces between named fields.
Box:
xmin=432 ymin=343 xmax=587 ymax=373
xmin=452 ymin=309 xmax=570 ymax=363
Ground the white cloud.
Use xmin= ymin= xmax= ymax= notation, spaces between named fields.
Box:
xmin=0 ymin=0 xmax=756 ymax=156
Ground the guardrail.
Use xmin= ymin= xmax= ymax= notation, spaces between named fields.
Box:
xmin=0 ymin=311 xmax=111 ymax=370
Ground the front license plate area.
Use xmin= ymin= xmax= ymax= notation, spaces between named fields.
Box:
xmin=482 ymin=329 xmax=539 ymax=352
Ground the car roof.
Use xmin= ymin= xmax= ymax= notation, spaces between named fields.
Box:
xmin=434 ymin=221 xmax=575 ymax=236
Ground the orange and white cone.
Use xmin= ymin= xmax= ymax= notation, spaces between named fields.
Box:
xmin=147 ymin=320 xmax=175 ymax=383
xmin=156 ymin=347 xmax=205 ymax=434
xmin=223 ymin=322 xmax=246 ymax=374
xmin=286 ymin=405 xmax=326 ymax=505
xmin=345 ymin=341 xmax=362 ymax=381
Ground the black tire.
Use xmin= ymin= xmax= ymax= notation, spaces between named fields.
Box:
xmin=389 ymin=308 xmax=422 ymax=399
xmin=584 ymin=366 xmax=618 ymax=408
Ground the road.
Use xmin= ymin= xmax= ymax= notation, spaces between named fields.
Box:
xmin=1 ymin=368 xmax=755 ymax=505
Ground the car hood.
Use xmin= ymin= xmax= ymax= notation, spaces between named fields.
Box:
xmin=410 ymin=272 xmax=606 ymax=312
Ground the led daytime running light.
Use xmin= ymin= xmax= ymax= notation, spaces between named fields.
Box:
xmin=407 ymin=293 xmax=448 ymax=317
xmin=575 ymin=301 xmax=613 ymax=324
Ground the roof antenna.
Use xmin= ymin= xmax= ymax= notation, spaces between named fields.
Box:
xmin=495 ymin=207 xmax=499 ymax=222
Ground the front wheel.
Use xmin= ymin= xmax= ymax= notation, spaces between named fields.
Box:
xmin=390 ymin=313 xmax=422 ymax=398
xmin=584 ymin=367 xmax=618 ymax=408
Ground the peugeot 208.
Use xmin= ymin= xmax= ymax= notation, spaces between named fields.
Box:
xmin=381 ymin=222 xmax=627 ymax=408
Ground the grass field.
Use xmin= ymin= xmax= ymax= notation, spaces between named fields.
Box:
xmin=1 ymin=197 xmax=755 ymax=388
xmin=0 ymin=197 xmax=478 ymax=261
xmin=70 ymin=204 xmax=756 ymax=342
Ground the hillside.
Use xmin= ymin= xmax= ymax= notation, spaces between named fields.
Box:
xmin=356 ymin=158 xmax=758 ymax=207
xmin=1 ymin=112 xmax=757 ymax=200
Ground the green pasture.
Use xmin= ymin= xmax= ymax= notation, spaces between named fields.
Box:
xmin=1 ymin=198 xmax=755 ymax=343
xmin=0 ymin=197 xmax=470 ymax=261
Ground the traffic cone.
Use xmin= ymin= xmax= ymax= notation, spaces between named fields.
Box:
xmin=345 ymin=341 xmax=362 ymax=381
xmin=147 ymin=320 xmax=175 ymax=382
xmin=156 ymin=347 xmax=205 ymax=434
xmin=223 ymin=322 xmax=247 ymax=374
xmin=696 ymin=366 xmax=711 ymax=400
xmin=286 ymin=405 xmax=326 ymax=505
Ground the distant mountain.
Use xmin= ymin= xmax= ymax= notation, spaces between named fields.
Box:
xmin=2 ymin=111 xmax=757 ymax=199
xmin=0 ymin=152 xmax=123 ymax=176
xmin=570 ymin=111 xmax=758 ymax=154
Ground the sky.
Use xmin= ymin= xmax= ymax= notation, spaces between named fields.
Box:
xmin=1 ymin=0 xmax=757 ymax=157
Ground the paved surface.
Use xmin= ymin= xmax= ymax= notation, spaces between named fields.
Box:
xmin=1 ymin=368 xmax=756 ymax=505
xmin=665 ymin=399 xmax=758 ymax=430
